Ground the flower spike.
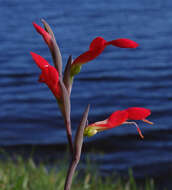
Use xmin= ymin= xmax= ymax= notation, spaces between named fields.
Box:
xmin=30 ymin=52 xmax=61 ymax=99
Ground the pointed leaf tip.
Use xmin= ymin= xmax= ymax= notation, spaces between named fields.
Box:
xmin=40 ymin=18 xmax=56 ymax=40
xmin=74 ymin=104 xmax=90 ymax=156
xmin=63 ymin=55 xmax=73 ymax=93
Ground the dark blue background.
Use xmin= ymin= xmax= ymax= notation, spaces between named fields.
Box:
xmin=0 ymin=0 xmax=172 ymax=187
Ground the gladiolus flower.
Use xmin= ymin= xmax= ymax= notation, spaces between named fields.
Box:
xmin=73 ymin=37 xmax=138 ymax=65
xmin=70 ymin=36 xmax=138 ymax=76
xmin=84 ymin=107 xmax=152 ymax=139
xmin=33 ymin=22 xmax=52 ymax=48
xmin=30 ymin=52 xmax=61 ymax=99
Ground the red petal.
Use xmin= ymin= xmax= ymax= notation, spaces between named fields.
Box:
xmin=108 ymin=110 xmax=128 ymax=128
xmin=48 ymin=65 xmax=59 ymax=85
xmin=32 ymin=22 xmax=52 ymax=46
xmin=72 ymin=37 xmax=107 ymax=66
xmin=42 ymin=66 xmax=60 ymax=97
xmin=126 ymin=107 xmax=151 ymax=120
xmin=89 ymin=37 xmax=107 ymax=51
xmin=31 ymin=52 xmax=61 ymax=99
xmin=72 ymin=50 xmax=99 ymax=65
xmin=30 ymin=52 xmax=50 ymax=69
xmin=106 ymin=38 xmax=139 ymax=48
xmin=41 ymin=66 xmax=61 ymax=98
xmin=38 ymin=73 xmax=46 ymax=82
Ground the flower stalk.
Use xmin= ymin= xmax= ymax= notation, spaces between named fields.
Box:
xmin=30 ymin=19 xmax=152 ymax=190
xmin=64 ymin=105 xmax=90 ymax=190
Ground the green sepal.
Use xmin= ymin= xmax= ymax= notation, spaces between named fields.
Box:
xmin=70 ymin=64 xmax=82 ymax=78
xmin=84 ymin=126 xmax=98 ymax=137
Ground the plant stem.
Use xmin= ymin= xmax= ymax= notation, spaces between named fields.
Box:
xmin=64 ymin=105 xmax=90 ymax=190
xmin=58 ymin=80 xmax=74 ymax=155
xmin=64 ymin=156 xmax=79 ymax=190
xmin=58 ymin=99 xmax=74 ymax=155
xmin=65 ymin=119 xmax=74 ymax=155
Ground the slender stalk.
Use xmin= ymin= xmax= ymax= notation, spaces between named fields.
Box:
xmin=65 ymin=118 xmax=73 ymax=155
xmin=64 ymin=157 xmax=79 ymax=190
xmin=58 ymin=79 xmax=74 ymax=155
xmin=64 ymin=105 xmax=90 ymax=190
xmin=50 ymin=42 xmax=62 ymax=78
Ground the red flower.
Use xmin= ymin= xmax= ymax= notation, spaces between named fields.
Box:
xmin=72 ymin=37 xmax=139 ymax=66
xmin=30 ymin=52 xmax=61 ymax=99
xmin=32 ymin=22 xmax=52 ymax=48
xmin=84 ymin=107 xmax=152 ymax=139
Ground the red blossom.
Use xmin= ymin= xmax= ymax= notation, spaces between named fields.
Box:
xmin=30 ymin=52 xmax=61 ymax=99
xmin=84 ymin=107 xmax=152 ymax=139
xmin=32 ymin=22 xmax=52 ymax=48
xmin=72 ymin=37 xmax=139 ymax=66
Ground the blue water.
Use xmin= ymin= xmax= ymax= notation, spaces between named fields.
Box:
xmin=1 ymin=0 xmax=172 ymax=186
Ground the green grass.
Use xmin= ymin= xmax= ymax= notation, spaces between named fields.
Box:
xmin=0 ymin=156 xmax=156 ymax=190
